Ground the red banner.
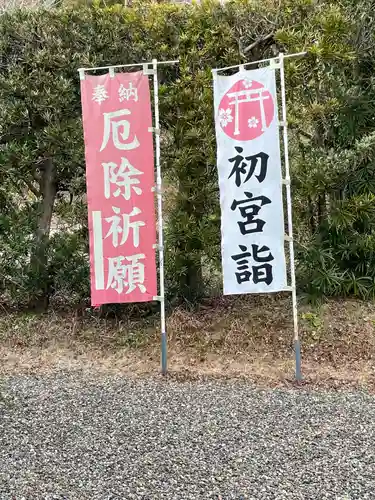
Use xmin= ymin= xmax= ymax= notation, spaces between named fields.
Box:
xmin=80 ymin=71 xmax=157 ymax=305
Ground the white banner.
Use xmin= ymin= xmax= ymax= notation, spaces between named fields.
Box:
xmin=213 ymin=67 xmax=287 ymax=294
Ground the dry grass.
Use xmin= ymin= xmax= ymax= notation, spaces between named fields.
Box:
xmin=1 ymin=295 xmax=375 ymax=390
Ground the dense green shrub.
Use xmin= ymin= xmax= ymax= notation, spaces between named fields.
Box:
xmin=279 ymin=0 xmax=375 ymax=299
xmin=1 ymin=0 xmax=375 ymax=309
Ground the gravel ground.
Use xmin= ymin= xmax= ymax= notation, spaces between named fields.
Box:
xmin=0 ymin=374 xmax=374 ymax=499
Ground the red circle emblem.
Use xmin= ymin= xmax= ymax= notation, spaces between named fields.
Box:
xmin=218 ymin=77 xmax=275 ymax=141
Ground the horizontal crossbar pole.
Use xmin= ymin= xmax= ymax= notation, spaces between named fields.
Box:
xmin=212 ymin=51 xmax=307 ymax=73
xmin=78 ymin=59 xmax=179 ymax=73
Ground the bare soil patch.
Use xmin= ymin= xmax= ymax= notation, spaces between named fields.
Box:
xmin=1 ymin=295 xmax=374 ymax=390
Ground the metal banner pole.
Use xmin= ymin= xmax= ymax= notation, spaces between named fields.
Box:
xmin=213 ymin=51 xmax=305 ymax=381
xmin=78 ymin=58 xmax=178 ymax=376
xmin=152 ymin=59 xmax=167 ymax=376
xmin=279 ymin=52 xmax=301 ymax=381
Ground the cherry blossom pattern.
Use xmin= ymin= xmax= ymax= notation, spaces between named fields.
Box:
xmin=92 ymin=85 xmax=109 ymax=104
xmin=248 ymin=116 xmax=259 ymax=129
xmin=218 ymin=78 xmax=274 ymax=141
xmin=242 ymin=78 xmax=253 ymax=89
xmin=219 ymin=108 xmax=233 ymax=128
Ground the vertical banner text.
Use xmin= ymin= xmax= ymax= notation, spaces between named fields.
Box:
xmin=213 ymin=67 xmax=287 ymax=294
xmin=81 ymin=71 xmax=157 ymax=305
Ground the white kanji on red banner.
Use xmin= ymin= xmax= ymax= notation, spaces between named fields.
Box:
xmin=81 ymin=71 xmax=157 ymax=305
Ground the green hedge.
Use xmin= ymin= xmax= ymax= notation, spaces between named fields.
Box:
xmin=0 ymin=0 xmax=375 ymax=309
